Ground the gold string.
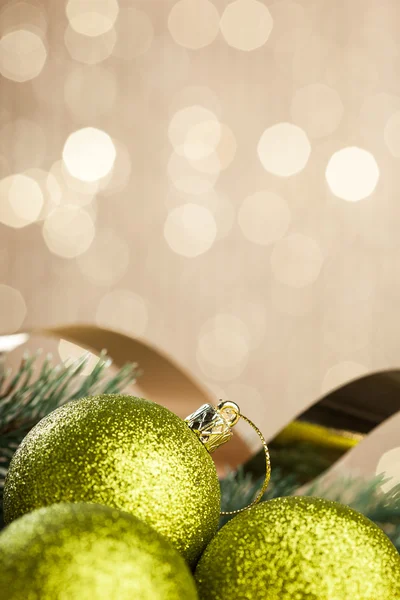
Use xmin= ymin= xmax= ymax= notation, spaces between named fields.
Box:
xmin=220 ymin=413 xmax=271 ymax=516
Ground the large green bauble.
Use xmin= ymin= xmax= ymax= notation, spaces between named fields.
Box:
xmin=195 ymin=497 xmax=400 ymax=600
xmin=0 ymin=502 xmax=198 ymax=600
xmin=3 ymin=394 xmax=220 ymax=564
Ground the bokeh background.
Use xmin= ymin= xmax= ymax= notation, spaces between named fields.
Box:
xmin=1 ymin=0 xmax=400 ymax=477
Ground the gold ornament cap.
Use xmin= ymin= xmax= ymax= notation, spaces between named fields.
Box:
xmin=185 ymin=400 xmax=271 ymax=515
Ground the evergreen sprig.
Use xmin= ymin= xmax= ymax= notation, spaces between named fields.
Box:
xmin=0 ymin=351 xmax=138 ymax=523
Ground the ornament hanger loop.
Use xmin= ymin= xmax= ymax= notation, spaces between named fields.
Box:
xmin=185 ymin=400 xmax=271 ymax=516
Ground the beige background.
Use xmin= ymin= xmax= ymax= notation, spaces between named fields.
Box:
xmin=1 ymin=0 xmax=400 ymax=478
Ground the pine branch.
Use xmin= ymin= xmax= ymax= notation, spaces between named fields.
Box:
xmin=0 ymin=351 xmax=139 ymax=524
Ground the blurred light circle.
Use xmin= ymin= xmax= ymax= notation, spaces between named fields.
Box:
xmin=0 ymin=285 xmax=27 ymax=334
xmin=112 ymin=6 xmax=153 ymax=59
xmin=290 ymin=84 xmax=344 ymax=138
xmin=270 ymin=233 xmax=324 ymax=287
xmin=62 ymin=128 xmax=116 ymax=183
xmin=96 ymin=289 xmax=148 ymax=336
xmin=321 ymin=361 xmax=369 ymax=396
xmin=0 ymin=29 xmax=47 ymax=82
xmin=376 ymin=448 xmax=400 ymax=493
xmin=238 ymin=190 xmax=291 ymax=245
xmin=77 ymin=228 xmax=130 ymax=286
xmin=0 ymin=119 xmax=47 ymax=172
xmin=168 ymin=151 xmax=219 ymax=194
xmin=66 ymin=0 xmax=119 ymax=37
xmin=64 ymin=65 xmax=117 ymax=120
xmin=187 ymin=151 xmax=221 ymax=175
xmin=0 ymin=174 xmax=43 ymax=228
xmin=169 ymin=105 xmax=221 ymax=159
xmin=220 ymin=0 xmax=273 ymax=51
xmin=58 ymin=339 xmax=99 ymax=376
xmin=164 ymin=203 xmax=217 ymax=257
xmin=166 ymin=189 xmax=235 ymax=239
xmin=325 ymin=147 xmax=379 ymax=202
xmin=64 ymin=24 xmax=116 ymax=64
xmin=42 ymin=205 xmax=95 ymax=258
xmin=258 ymin=122 xmax=311 ymax=176
xmin=196 ymin=314 xmax=249 ymax=381
xmin=384 ymin=110 xmax=400 ymax=157
xmin=168 ymin=0 xmax=220 ymax=50
xmin=23 ymin=167 xmax=61 ymax=221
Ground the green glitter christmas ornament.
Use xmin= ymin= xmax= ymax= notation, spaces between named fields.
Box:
xmin=0 ymin=502 xmax=198 ymax=600
xmin=3 ymin=394 xmax=270 ymax=564
xmin=195 ymin=496 xmax=400 ymax=600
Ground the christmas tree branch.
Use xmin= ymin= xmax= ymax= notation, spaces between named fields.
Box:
xmin=0 ymin=351 xmax=139 ymax=524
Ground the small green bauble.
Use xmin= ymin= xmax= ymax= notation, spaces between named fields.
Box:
xmin=0 ymin=502 xmax=198 ymax=600
xmin=195 ymin=496 xmax=400 ymax=600
xmin=3 ymin=394 xmax=220 ymax=564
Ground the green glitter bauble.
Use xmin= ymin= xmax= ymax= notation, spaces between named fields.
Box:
xmin=0 ymin=502 xmax=198 ymax=600
xmin=195 ymin=497 xmax=400 ymax=600
xmin=3 ymin=394 xmax=220 ymax=564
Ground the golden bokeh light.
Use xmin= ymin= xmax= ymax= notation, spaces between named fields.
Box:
xmin=42 ymin=206 xmax=95 ymax=258
xmin=169 ymin=105 xmax=221 ymax=159
xmin=95 ymin=289 xmax=148 ymax=336
xmin=0 ymin=29 xmax=47 ymax=82
xmin=384 ymin=110 xmax=400 ymax=157
xmin=257 ymin=123 xmax=311 ymax=177
xmin=196 ymin=314 xmax=249 ymax=381
xmin=23 ymin=167 xmax=61 ymax=221
xmin=62 ymin=127 xmax=116 ymax=183
xmin=0 ymin=174 xmax=43 ymax=229
xmin=220 ymin=0 xmax=273 ymax=51
xmin=270 ymin=233 xmax=324 ymax=288
xmin=58 ymin=339 xmax=99 ymax=376
xmin=168 ymin=0 xmax=220 ymax=50
xmin=64 ymin=65 xmax=118 ymax=120
xmin=321 ymin=361 xmax=369 ymax=396
xmin=64 ymin=24 xmax=116 ymax=65
xmin=290 ymin=83 xmax=344 ymax=138
xmin=66 ymin=0 xmax=119 ymax=37
xmin=164 ymin=203 xmax=217 ymax=257
xmin=112 ymin=6 xmax=153 ymax=59
xmin=325 ymin=147 xmax=380 ymax=202
xmin=0 ymin=284 xmax=27 ymax=334
xmin=238 ymin=190 xmax=291 ymax=246
xmin=49 ymin=161 xmax=98 ymax=208
xmin=168 ymin=151 xmax=219 ymax=194
xmin=77 ymin=228 xmax=130 ymax=286
xmin=376 ymin=448 xmax=400 ymax=493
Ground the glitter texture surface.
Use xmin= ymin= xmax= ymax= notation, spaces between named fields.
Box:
xmin=3 ymin=394 xmax=220 ymax=564
xmin=195 ymin=496 xmax=400 ymax=600
xmin=0 ymin=502 xmax=198 ymax=600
